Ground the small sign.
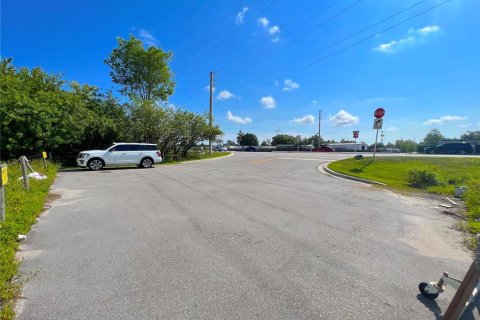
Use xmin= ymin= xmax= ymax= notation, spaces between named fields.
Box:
xmin=1 ymin=165 xmax=7 ymax=186
xmin=374 ymin=108 xmax=385 ymax=119
xmin=42 ymin=151 xmax=47 ymax=159
xmin=373 ymin=118 xmax=383 ymax=129
xmin=353 ymin=131 xmax=359 ymax=139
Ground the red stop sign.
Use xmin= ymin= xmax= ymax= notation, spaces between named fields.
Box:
xmin=353 ymin=134 xmax=358 ymax=138
xmin=374 ymin=108 xmax=385 ymax=119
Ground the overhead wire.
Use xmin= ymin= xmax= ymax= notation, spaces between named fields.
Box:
xmin=231 ymin=0 xmax=453 ymax=93
xmin=178 ymin=0 xmax=451 ymax=106
xmin=174 ymin=0 xmax=262 ymax=72
xmin=216 ymin=0 xmax=362 ymax=83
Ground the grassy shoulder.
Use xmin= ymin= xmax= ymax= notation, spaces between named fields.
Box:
xmin=328 ymin=156 xmax=480 ymax=234
xmin=0 ymin=159 xmax=58 ymax=319
xmin=162 ymin=151 xmax=231 ymax=164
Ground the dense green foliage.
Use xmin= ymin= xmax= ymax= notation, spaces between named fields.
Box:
xmin=105 ymin=36 xmax=175 ymax=102
xmin=0 ymin=160 xmax=58 ymax=318
xmin=422 ymin=128 xmax=444 ymax=146
xmin=237 ymin=131 xmax=259 ymax=146
xmin=406 ymin=169 xmax=438 ymax=188
xmin=0 ymin=59 xmax=128 ymax=159
xmin=0 ymin=57 xmax=221 ymax=161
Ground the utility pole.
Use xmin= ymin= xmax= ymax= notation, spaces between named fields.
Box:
xmin=209 ymin=71 xmax=214 ymax=155
xmin=318 ymin=110 xmax=322 ymax=147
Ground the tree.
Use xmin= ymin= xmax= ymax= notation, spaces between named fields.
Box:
xmin=396 ymin=139 xmax=417 ymax=153
xmin=422 ymin=128 xmax=444 ymax=147
xmin=236 ymin=131 xmax=245 ymax=145
xmin=271 ymin=134 xmax=297 ymax=145
xmin=105 ymin=35 xmax=175 ymax=102
xmin=461 ymin=131 xmax=480 ymax=140
xmin=239 ymin=133 xmax=259 ymax=146
xmin=226 ymin=140 xmax=236 ymax=146
xmin=261 ymin=139 xmax=271 ymax=146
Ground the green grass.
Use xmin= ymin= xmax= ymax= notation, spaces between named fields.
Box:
xmin=162 ymin=151 xmax=231 ymax=164
xmin=0 ymin=159 xmax=58 ymax=319
xmin=328 ymin=156 xmax=480 ymax=236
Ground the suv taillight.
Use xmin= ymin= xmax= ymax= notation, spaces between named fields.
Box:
xmin=156 ymin=151 xmax=161 ymax=157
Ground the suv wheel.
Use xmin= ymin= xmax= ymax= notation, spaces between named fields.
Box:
xmin=88 ymin=158 xmax=104 ymax=171
xmin=140 ymin=157 xmax=153 ymax=168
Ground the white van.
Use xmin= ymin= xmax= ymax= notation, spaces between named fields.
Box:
xmin=76 ymin=143 xmax=162 ymax=170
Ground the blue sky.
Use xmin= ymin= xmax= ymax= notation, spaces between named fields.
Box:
xmin=2 ymin=0 xmax=479 ymax=144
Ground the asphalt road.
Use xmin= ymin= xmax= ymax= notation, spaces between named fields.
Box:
xmin=17 ymin=152 xmax=475 ymax=319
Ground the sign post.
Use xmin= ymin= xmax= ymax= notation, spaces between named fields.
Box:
xmin=373 ymin=108 xmax=385 ymax=159
xmin=42 ymin=151 xmax=48 ymax=171
xmin=353 ymin=131 xmax=359 ymax=152
xmin=0 ymin=165 xmax=7 ymax=222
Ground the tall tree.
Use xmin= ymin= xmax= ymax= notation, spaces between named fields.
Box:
xmin=271 ymin=134 xmax=297 ymax=145
xmin=105 ymin=35 xmax=175 ymax=102
xmin=461 ymin=131 xmax=480 ymax=140
xmin=422 ymin=128 xmax=444 ymax=146
xmin=239 ymin=133 xmax=259 ymax=146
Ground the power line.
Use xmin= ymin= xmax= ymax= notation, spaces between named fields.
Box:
xmin=177 ymin=0 xmax=451 ymax=107
xmin=177 ymin=0 xmax=282 ymax=74
xmin=228 ymin=0 xmax=449 ymax=93
xmin=215 ymin=0 xmax=343 ymax=77
xmin=175 ymin=0 xmax=263 ymax=72
xmin=217 ymin=0 xmax=362 ymax=83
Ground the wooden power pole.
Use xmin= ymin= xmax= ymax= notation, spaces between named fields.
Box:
xmin=209 ymin=71 xmax=214 ymax=155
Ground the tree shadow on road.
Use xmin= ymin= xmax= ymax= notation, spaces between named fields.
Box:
xmin=416 ymin=294 xmax=443 ymax=320
xmin=349 ymin=159 xmax=375 ymax=174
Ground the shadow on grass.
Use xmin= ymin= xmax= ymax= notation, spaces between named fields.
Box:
xmin=349 ymin=159 xmax=375 ymax=174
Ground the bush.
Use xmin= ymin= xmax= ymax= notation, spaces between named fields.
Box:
xmin=406 ymin=169 xmax=438 ymax=188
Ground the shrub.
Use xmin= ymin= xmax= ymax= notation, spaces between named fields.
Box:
xmin=406 ymin=169 xmax=438 ymax=188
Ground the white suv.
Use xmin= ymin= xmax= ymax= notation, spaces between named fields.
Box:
xmin=76 ymin=143 xmax=162 ymax=170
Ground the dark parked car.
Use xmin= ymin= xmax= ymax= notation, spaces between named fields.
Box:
xmin=426 ymin=143 xmax=474 ymax=154
xmin=243 ymin=146 xmax=259 ymax=152
xmin=313 ymin=146 xmax=334 ymax=152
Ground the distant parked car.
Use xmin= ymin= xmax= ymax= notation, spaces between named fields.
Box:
xmin=312 ymin=146 xmax=334 ymax=152
xmin=243 ymin=146 xmax=259 ymax=152
xmin=426 ymin=143 xmax=474 ymax=155
xmin=213 ymin=146 xmax=227 ymax=152
xmin=76 ymin=143 xmax=162 ymax=170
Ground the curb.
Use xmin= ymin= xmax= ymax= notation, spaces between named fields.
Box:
xmin=321 ymin=163 xmax=386 ymax=186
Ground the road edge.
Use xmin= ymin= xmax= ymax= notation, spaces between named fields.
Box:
xmin=320 ymin=163 xmax=386 ymax=186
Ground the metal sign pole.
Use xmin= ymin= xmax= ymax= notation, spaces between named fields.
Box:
xmin=354 ymin=138 xmax=357 ymax=153
xmin=20 ymin=156 xmax=29 ymax=190
xmin=0 ymin=165 xmax=5 ymax=222
xmin=373 ymin=129 xmax=379 ymax=159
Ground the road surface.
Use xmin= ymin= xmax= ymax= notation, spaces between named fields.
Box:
xmin=17 ymin=152 xmax=474 ymax=319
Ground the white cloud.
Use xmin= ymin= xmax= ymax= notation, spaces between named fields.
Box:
xmin=217 ymin=90 xmax=235 ymax=100
xmin=268 ymin=26 xmax=280 ymax=35
xmin=293 ymin=114 xmax=315 ymax=124
xmin=374 ymin=25 xmax=440 ymax=53
xmin=417 ymin=25 xmax=440 ymax=35
xmin=139 ymin=29 xmax=159 ymax=47
xmin=272 ymin=37 xmax=280 ymax=43
xmin=260 ymin=96 xmax=276 ymax=109
xmin=385 ymin=126 xmax=397 ymax=132
xmin=258 ymin=17 xmax=269 ymax=27
xmin=423 ymin=115 xmax=467 ymax=125
xmin=329 ymin=110 xmax=359 ymax=126
xmin=235 ymin=7 xmax=248 ymax=25
xmin=282 ymin=79 xmax=300 ymax=92
xmin=227 ymin=111 xmax=252 ymax=125
xmin=312 ymin=100 xmax=318 ymax=104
